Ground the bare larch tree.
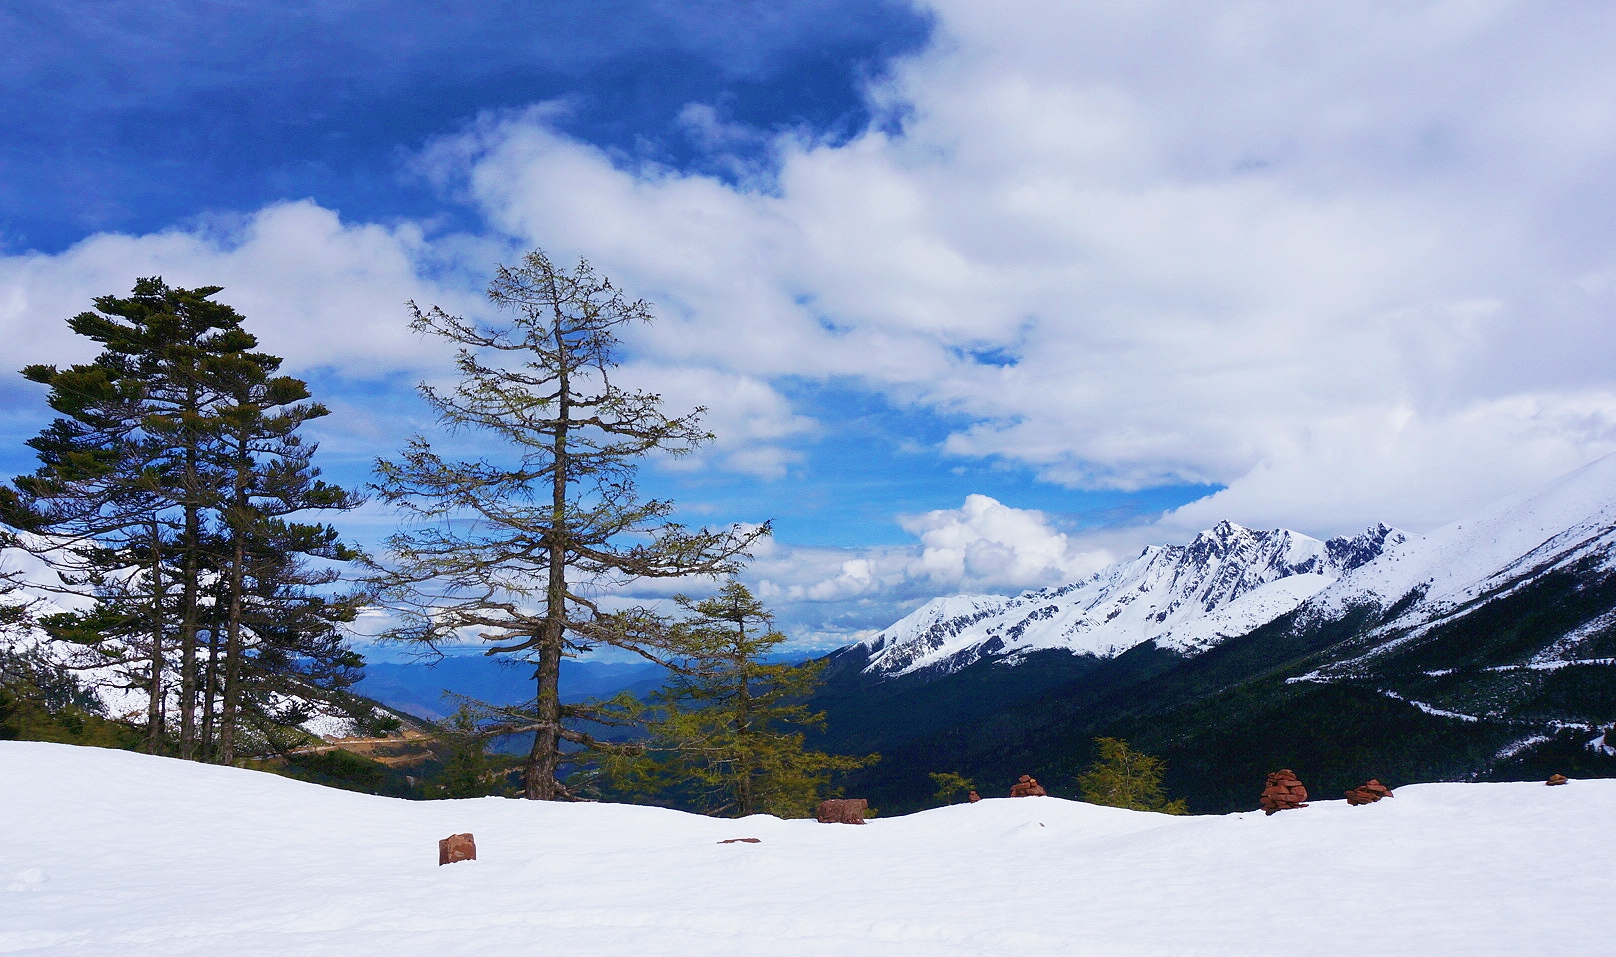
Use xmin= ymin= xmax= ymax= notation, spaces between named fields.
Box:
xmin=371 ymin=250 xmax=765 ymax=799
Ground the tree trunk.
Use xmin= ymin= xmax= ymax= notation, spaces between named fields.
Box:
xmin=178 ymin=490 xmax=201 ymax=759
xmin=526 ymin=306 xmax=571 ymax=801
xmin=200 ymin=619 xmax=221 ymax=761
xmin=144 ymin=524 xmax=166 ymax=754
xmin=218 ymin=534 xmax=246 ymax=765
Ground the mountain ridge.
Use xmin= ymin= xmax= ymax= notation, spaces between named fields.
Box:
xmin=857 ymin=520 xmax=1406 ymax=677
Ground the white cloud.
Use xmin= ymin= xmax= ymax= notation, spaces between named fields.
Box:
xmin=739 ymin=495 xmax=1116 ymax=647
xmin=10 ymin=1 xmax=1616 ymax=649
xmin=423 ymin=0 xmax=1616 ymax=534
xmin=900 ymin=494 xmax=1112 ymax=589
xmin=0 ymin=201 xmax=481 ymax=377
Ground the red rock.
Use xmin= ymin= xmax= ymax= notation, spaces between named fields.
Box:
xmin=1546 ymin=773 xmax=1569 ymax=786
xmin=817 ymin=798 xmax=868 ymax=824
xmin=1259 ymin=770 xmax=1309 ymax=815
xmin=438 ymin=832 xmax=476 ymax=865
xmin=967 ymin=789 xmax=981 ymax=803
xmin=717 ymin=838 xmax=762 ymax=844
xmin=1345 ymin=779 xmax=1395 ymax=805
xmin=1009 ymin=774 xmax=1047 ymax=798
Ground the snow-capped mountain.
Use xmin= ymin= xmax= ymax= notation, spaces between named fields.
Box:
xmin=858 ymin=521 xmax=1406 ymax=677
xmin=1292 ymin=451 xmax=1616 ymax=681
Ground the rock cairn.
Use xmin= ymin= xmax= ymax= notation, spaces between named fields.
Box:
xmin=438 ymin=832 xmax=476 ymax=865
xmin=1546 ymin=773 xmax=1569 ymax=786
xmin=1344 ymin=779 xmax=1394 ymax=805
xmin=1259 ymin=770 xmax=1309 ymax=815
xmin=817 ymin=798 xmax=868 ymax=824
xmin=1009 ymin=774 xmax=1047 ymax=797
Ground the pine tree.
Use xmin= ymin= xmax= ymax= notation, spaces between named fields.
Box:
xmin=435 ymin=705 xmax=498 ymax=798
xmin=370 ymin=250 xmax=765 ymax=800
xmin=11 ymin=313 xmax=181 ymax=750
xmin=628 ymin=582 xmax=876 ymax=818
xmin=8 ymin=278 xmax=365 ymax=760
xmin=1076 ymin=737 xmax=1188 ymax=814
xmin=928 ymin=771 xmax=975 ymax=805
xmin=207 ymin=349 xmax=363 ymax=763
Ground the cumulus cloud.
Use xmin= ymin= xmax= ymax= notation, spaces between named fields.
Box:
xmin=901 ymin=494 xmax=1112 ymax=589
xmin=0 ymin=201 xmax=481 ymax=376
xmin=737 ymin=495 xmax=1116 ymax=647
xmin=421 ymin=0 xmax=1616 ymax=535
xmin=0 ymin=200 xmax=818 ymax=481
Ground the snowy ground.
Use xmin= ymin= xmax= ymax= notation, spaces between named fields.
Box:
xmin=3 ymin=742 xmax=1613 ymax=956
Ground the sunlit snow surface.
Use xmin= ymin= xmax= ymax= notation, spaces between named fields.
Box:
xmin=3 ymin=742 xmax=1613 ymax=956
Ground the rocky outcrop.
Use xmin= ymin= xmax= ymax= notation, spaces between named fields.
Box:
xmin=1344 ymin=779 xmax=1394 ymax=805
xmin=1009 ymin=775 xmax=1047 ymax=797
xmin=438 ymin=832 xmax=476 ymax=865
xmin=817 ymin=799 xmax=868 ymax=824
xmin=1259 ymin=770 xmax=1309 ymax=814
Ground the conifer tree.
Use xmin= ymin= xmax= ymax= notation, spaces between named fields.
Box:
xmin=8 ymin=278 xmax=365 ymax=759
xmin=928 ymin=771 xmax=975 ymax=805
xmin=10 ymin=316 xmax=181 ymax=750
xmin=1076 ymin=737 xmax=1188 ymax=814
xmin=370 ymin=250 xmax=764 ymax=800
xmin=208 ymin=348 xmax=363 ymax=762
xmin=628 ymin=582 xmax=875 ymax=818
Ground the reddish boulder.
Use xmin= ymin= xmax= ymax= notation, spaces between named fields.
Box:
xmin=967 ymin=789 xmax=982 ymax=803
xmin=1546 ymin=773 xmax=1569 ymax=786
xmin=817 ymin=798 xmax=868 ymax=824
xmin=1344 ymin=779 xmax=1395 ymax=806
xmin=1259 ymin=770 xmax=1309 ymax=815
xmin=438 ymin=832 xmax=476 ymax=865
xmin=1009 ymin=774 xmax=1047 ymax=798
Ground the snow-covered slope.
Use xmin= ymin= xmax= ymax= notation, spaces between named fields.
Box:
xmin=860 ymin=521 xmax=1404 ymax=676
xmin=4 ymin=741 xmax=1614 ymax=956
xmin=1297 ymin=453 xmax=1616 ymax=673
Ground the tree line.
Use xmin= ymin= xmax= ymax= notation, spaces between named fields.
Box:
xmin=0 ymin=252 xmax=868 ymax=817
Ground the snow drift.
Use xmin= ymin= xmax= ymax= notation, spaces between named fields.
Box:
xmin=4 ymin=741 xmax=1612 ymax=956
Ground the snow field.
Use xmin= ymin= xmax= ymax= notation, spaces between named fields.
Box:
xmin=3 ymin=741 xmax=1613 ymax=956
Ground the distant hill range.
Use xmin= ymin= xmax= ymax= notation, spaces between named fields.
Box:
xmin=810 ymin=455 xmax=1616 ymax=814
xmin=357 ymin=657 xmax=667 ymax=720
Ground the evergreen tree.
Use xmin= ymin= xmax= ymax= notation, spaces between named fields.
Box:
xmin=369 ymin=250 xmax=764 ymax=800
xmin=628 ymin=582 xmax=876 ymax=818
xmin=1076 ymin=737 xmax=1188 ymax=814
xmin=434 ymin=705 xmax=498 ymax=798
xmin=928 ymin=771 xmax=975 ymax=805
xmin=208 ymin=348 xmax=364 ymax=763
xmin=7 ymin=278 xmax=365 ymax=760
xmin=10 ymin=316 xmax=181 ymax=750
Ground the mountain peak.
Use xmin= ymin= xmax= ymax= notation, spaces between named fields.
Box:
xmin=859 ymin=519 xmax=1403 ymax=677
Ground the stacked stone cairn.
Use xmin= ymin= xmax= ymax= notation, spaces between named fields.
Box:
xmin=1009 ymin=774 xmax=1047 ymax=797
xmin=1259 ymin=769 xmax=1309 ymax=814
xmin=1344 ymin=779 xmax=1394 ymax=805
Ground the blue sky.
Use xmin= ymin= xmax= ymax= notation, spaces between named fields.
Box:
xmin=5 ymin=1 xmax=1616 ymax=649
